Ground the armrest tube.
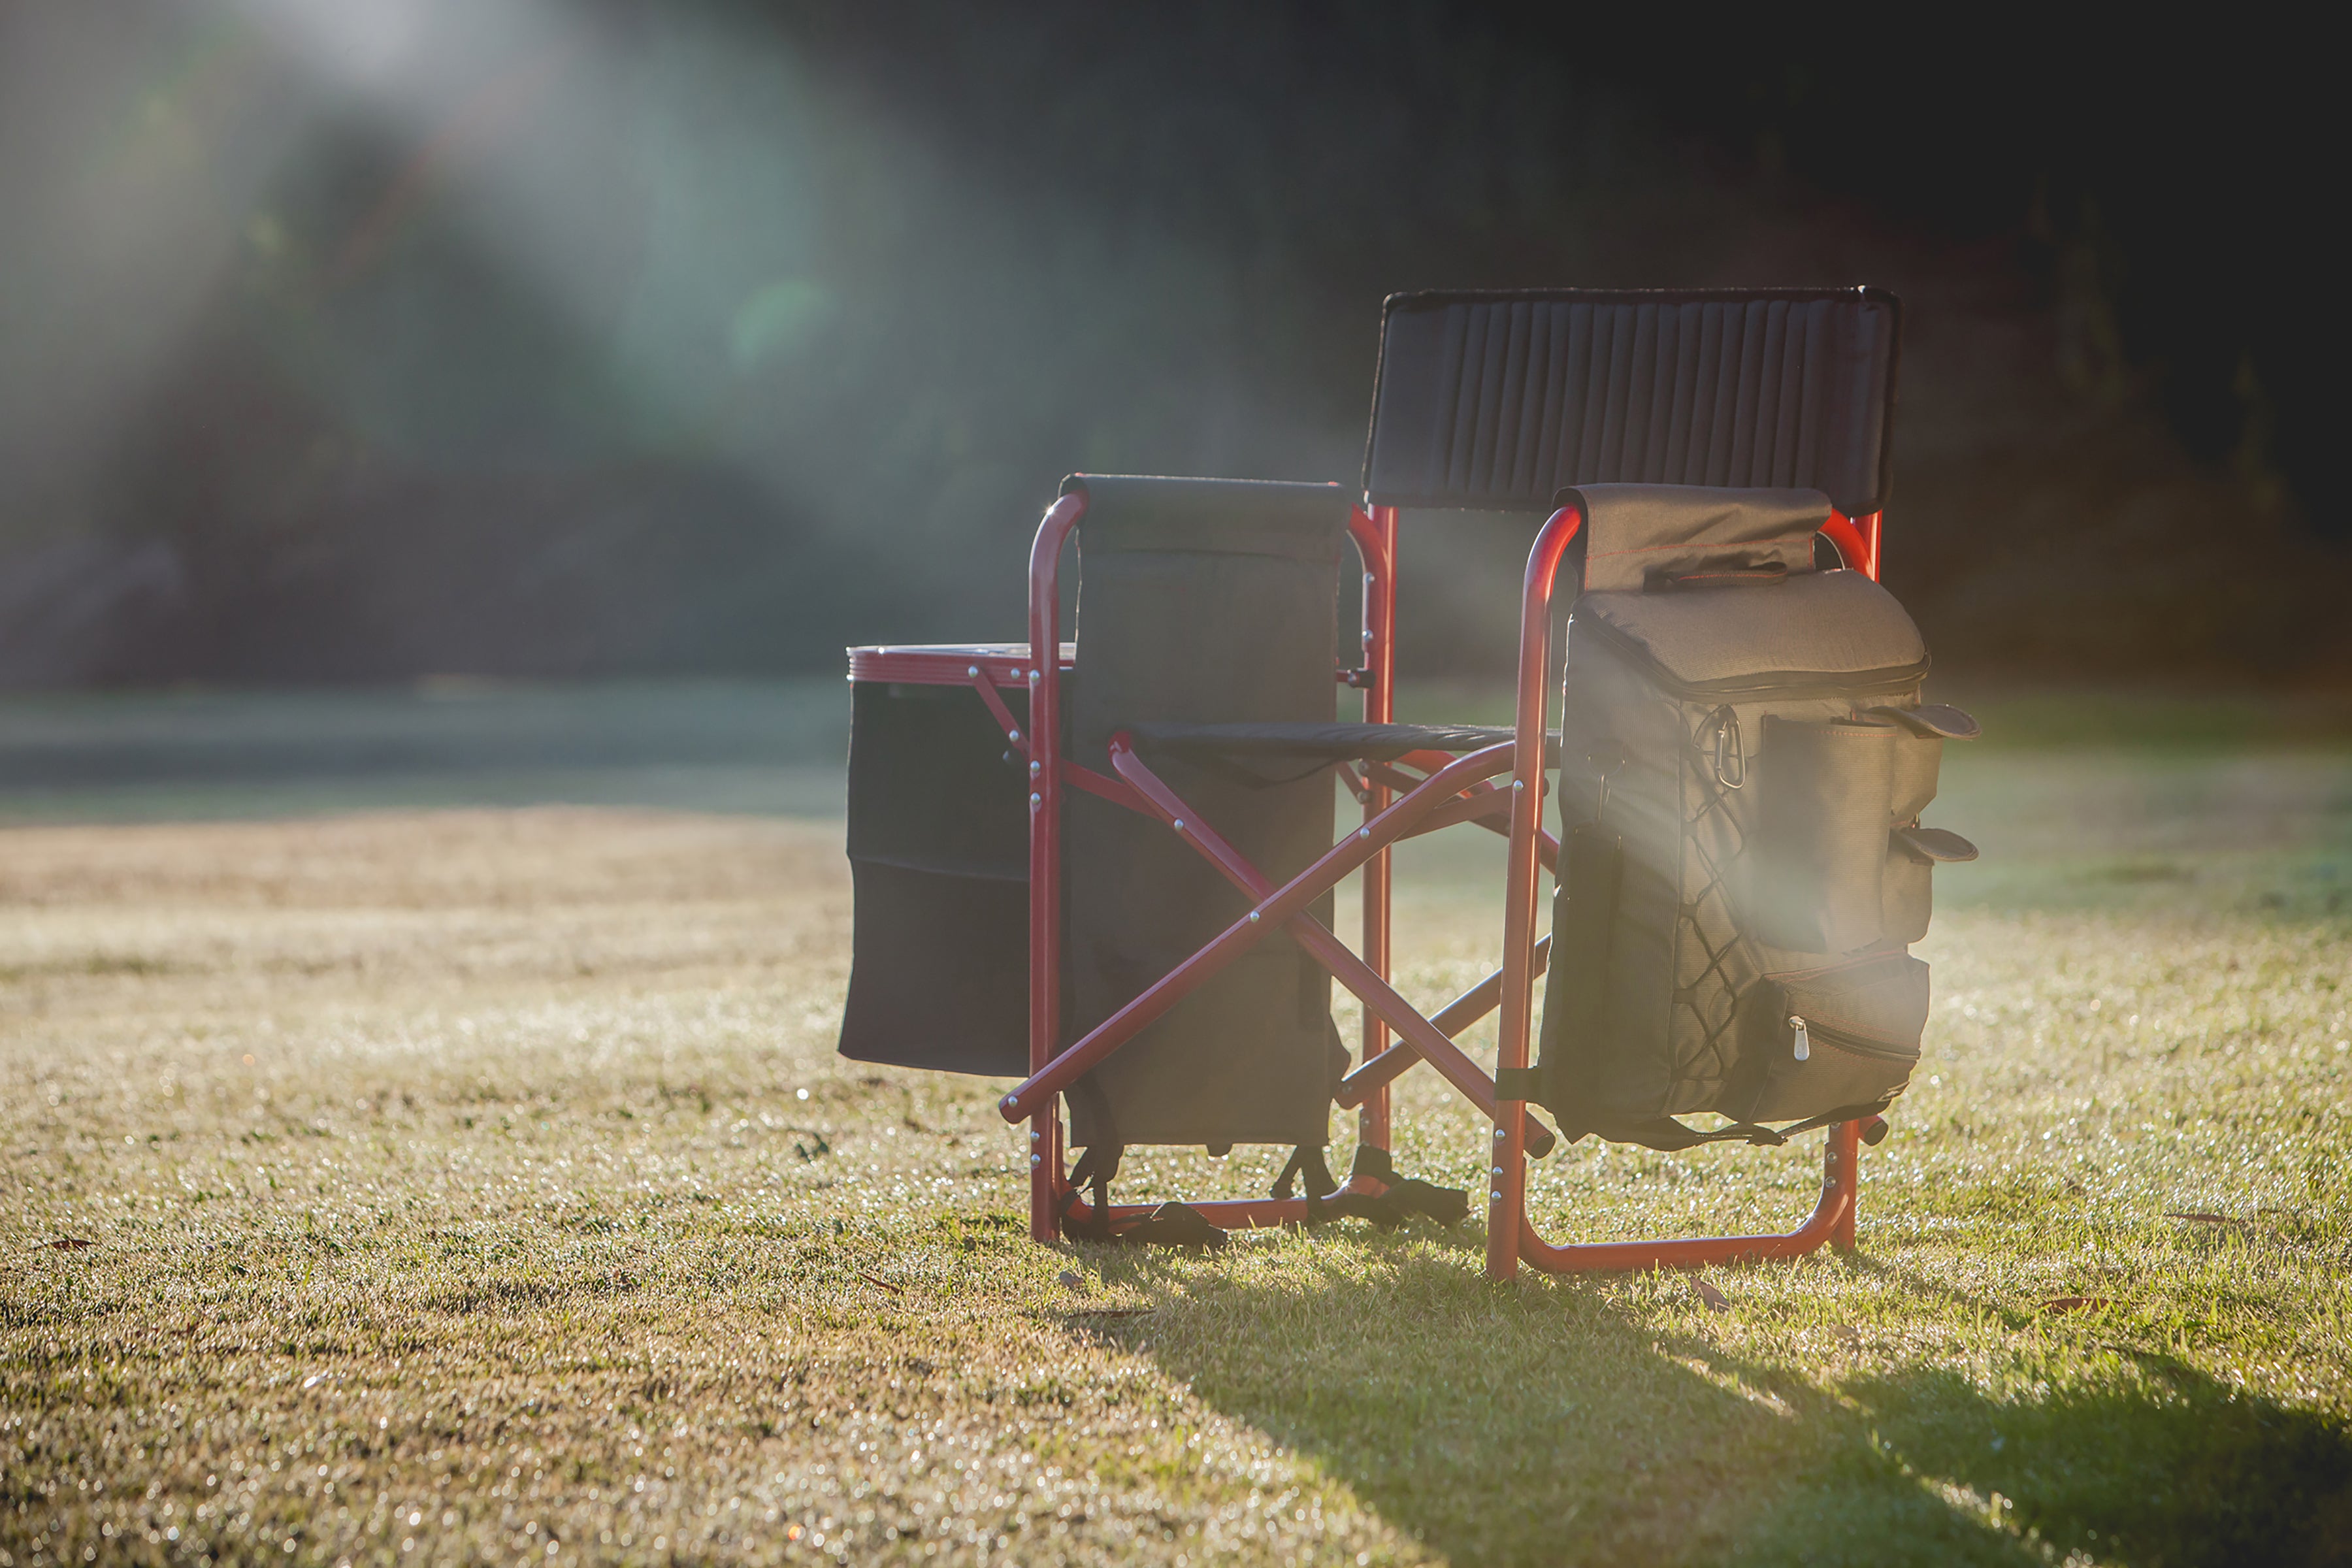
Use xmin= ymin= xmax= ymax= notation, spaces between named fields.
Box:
xmin=1024 ymin=490 xmax=1087 ymax=1241
xmin=1488 ymin=500 xmax=1587 ymax=1279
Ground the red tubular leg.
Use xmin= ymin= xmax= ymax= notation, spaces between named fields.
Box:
xmin=1334 ymin=936 xmax=1549 ymax=1105
xmin=1349 ymin=504 xmax=1398 ymax=1151
xmin=1105 ymin=740 xmax=1557 ymax=1156
xmin=1057 ymin=760 xmax=1146 ymax=810
xmin=968 ymin=670 xmax=1027 ymax=754
xmin=998 ymin=743 xmax=1516 ymax=1125
xmin=1488 ymin=502 xmax=1587 ymax=1280
xmin=1060 ymin=1180 xmax=1390 ymax=1236
xmin=1026 ymin=491 xmax=1086 ymax=1241
xmin=1516 ymin=1120 xmax=1860 ymax=1272
xmin=1362 ymin=762 xmax=1560 ymax=873
xmin=1400 ymin=789 xmax=1511 ymax=838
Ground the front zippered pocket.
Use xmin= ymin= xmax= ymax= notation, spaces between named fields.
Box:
xmin=1731 ymin=952 xmax=1929 ymax=1123
xmin=1784 ymin=1013 xmax=1918 ymax=1065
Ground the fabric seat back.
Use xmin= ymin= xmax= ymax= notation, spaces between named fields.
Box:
xmin=1362 ymin=288 xmax=1899 ymax=517
xmin=1060 ymin=475 xmax=1352 ymax=1149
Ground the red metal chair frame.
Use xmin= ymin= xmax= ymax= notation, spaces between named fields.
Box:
xmin=855 ymin=491 xmax=1887 ymax=1277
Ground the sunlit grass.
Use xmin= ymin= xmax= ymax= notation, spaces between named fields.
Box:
xmin=4 ymin=717 xmax=2351 ymax=1565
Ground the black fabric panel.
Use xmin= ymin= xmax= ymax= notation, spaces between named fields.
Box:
xmin=1062 ymin=475 xmax=1350 ymax=1149
xmin=845 ymin=680 xmax=1031 ymax=881
xmin=1063 ymin=474 xmax=1347 ymax=562
xmin=1363 ymin=288 xmax=1900 ymax=517
xmin=838 ymin=860 xmax=1028 ymax=1077
xmin=1533 ymin=823 xmax=1625 ymax=1130
xmin=839 ymin=680 xmax=1039 ymax=1076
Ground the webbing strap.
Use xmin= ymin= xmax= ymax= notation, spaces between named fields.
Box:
xmin=1776 ymin=1105 xmax=1894 ymax=1143
xmin=1560 ymin=1115 xmax=1790 ymax=1152
xmin=1493 ymin=1066 xmax=1541 ymax=1102
xmin=1064 ymin=1145 xmax=1232 ymax=1249
xmin=1306 ymin=1145 xmax=1471 ymax=1228
xmin=1273 ymin=1145 xmax=1339 ymax=1201
xmin=1063 ymin=1143 xmax=1124 ymax=1241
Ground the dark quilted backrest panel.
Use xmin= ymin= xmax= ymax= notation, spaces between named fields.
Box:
xmin=1363 ymin=288 xmax=1899 ymax=517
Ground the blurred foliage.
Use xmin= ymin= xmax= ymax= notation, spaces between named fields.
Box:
xmin=0 ymin=3 xmax=2344 ymax=686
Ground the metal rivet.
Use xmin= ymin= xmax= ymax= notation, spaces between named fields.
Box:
xmin=1247 ymin=911 xmax=1262 ymax=923
xmin=1030 ymin=1154 xmax=1043 ymax=1168
xmin=1512 ymin=779 xmax=1526 ymax=791
xmin=1172 ymin=819 xmax=1186 ymax=832
xmin=1494 ymin=1128 xmax=1508 ymax=1141
xmin=1489 ymin=1190 xmax=1505 ymax=1203
xmin=1029 ymin=793 xmax=1042 ymax=809
xmin=1029 ymin=1130 xmax=1042 ymax=1141
xmin=1029 ymin=760 xmax=1041 ymax=777
xmin=1491 ymin=1164 xmax=1505 ymax=1177
xmin=1002 ymin=1095 xmax=1017 ymax=1110
xmin=1362 ymin=629 xmax=1375 ymax=644
xmin=1007 ymin=729 xmax=1022 ymax=744
xmin=1027 ymin=670 xmax=1040 ymax=684
xmin=1358 ymin=827 xmax=1371 ymax=840
xmin=967 ymin=664 xmax=981 ymax=678
xmin=1364 ymin=572 xmax=1375 ymax=586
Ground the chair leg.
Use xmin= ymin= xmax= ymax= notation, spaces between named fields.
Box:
xmin=1508 ymin=1120 xmax=1863 ymax=1275
xmin=1831 ymin=1119 xmax=1861 ymax=1252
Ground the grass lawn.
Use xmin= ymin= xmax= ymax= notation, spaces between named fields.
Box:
xmin=3 ymin=683 xmax=2349 ymax=1565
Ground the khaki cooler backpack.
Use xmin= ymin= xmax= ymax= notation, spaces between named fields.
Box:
xmin=1535 ymin=485 xmax=1978 ymax=1151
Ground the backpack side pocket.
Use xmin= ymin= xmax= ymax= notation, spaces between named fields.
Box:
xmin=1535 ymin=823 xmax=1625 ymax=1128
xmin=1747 ymin=717 xmax=1897 ymax=953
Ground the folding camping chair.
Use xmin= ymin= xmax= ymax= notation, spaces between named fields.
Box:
xmin=843 ymin=286 xmax=1904 ymax=1278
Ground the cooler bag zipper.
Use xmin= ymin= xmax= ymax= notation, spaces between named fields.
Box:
xmin=1783 ymin=1012 xmax=1917 ymax=1065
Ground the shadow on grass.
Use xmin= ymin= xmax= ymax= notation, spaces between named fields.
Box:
xmin=1069 ymin=1238 xmax=2352 ymax=1567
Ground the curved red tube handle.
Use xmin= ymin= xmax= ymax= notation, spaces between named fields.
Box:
xmin=1024 ymin=489 xmax=1086 ymax=1241
xmin=1820 ymin=510 xmax=1882 ymax=581
xmin=1347 ymin=504 xmax=1399 ymax=1149
xmin=1488 ymin=500 xmax=1586 ymax=1279
xmin=1516 ymin=1120 xmax=1861 ymax=1272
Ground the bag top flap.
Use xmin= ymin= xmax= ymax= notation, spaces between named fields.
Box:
xmin=1571 ymin=485 xmax=1834 ymax=594
xmin=1573 ymin=569 xmax=1927 ymax=693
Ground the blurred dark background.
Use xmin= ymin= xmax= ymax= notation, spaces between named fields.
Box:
xmin=3 ymin=2 xmax=2343 ymax=689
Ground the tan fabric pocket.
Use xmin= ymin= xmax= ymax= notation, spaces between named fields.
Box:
xmin=1882 ymin=841 xmax=1933 ymax=946
xmin=1747 ymin=717 xmax=1897 ymax=953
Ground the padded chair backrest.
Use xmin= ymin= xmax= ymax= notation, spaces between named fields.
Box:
xmin=1362 ymin=288 xmax=1900 ymax=517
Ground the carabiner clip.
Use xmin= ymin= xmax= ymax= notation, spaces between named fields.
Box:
xmin=1707 ymin=706 xmax=1746 ymax=790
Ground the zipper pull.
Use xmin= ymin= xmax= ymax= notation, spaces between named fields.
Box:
xmin=1788 ymin=1015 xmax=1810 ymax=1062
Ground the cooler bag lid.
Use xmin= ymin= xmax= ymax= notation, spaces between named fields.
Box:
xmin=1562 ymin=483 xmax=1927 ymax=694
xmin=1574 ymin=571 xmax=1929 ymax=696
